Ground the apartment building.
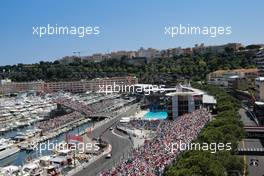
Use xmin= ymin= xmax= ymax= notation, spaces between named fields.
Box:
xmin=0 ymin=81 xmax=44 ymax=94
xmin=207 ymin=68 xmax=258 ymax=87
xmin=255 ymin=50 xmax=264 ymax=76
xmin=137 ymin=47 xmax=160 ymax=58
xmin=0 ymin=76 xmax=138 ymax=95
xmin=160 ymin=47 xmax=184 ymax=58
xmin=193 ymin=43 xmax=243 ymax=54
xmin=255 ymin=77 xmax=264 ymax=101
xmin=44 ymin=81 xmax=86 ymax=93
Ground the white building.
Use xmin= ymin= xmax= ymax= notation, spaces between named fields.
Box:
xmin=137 ymin=47 xmax=159 ymax=58
xmin=0 ymin=79 xmax=12 ymax=85
xmin=255 ymin=50 xmax=264 ymax=77
xmin=256 ymin=77 xmax=264 ymax=101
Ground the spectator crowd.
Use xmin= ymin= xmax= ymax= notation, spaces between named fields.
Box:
xmin=37 ymin=111 xmax=83 ymax=132
xmin=100 ymin=109 xmax=211 ymax=176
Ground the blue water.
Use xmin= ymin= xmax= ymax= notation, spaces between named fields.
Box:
xmin=1 ymin=125 xmax=36 ymax=139
xmin=144 ymin=111 xmax=168 ymax=120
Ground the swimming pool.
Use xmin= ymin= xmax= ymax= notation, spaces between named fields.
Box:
xmin=144 ymin=111 xmax=168 ymax=120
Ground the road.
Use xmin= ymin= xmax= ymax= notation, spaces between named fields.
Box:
xmin=238 ymin=108 xmax=264 ymax=176
xmin=239 ymin=108 xmax=257 ymax=126
xmin=245 ymin=155 xmax=264 ymax=176
xmin=74 ymin=104 xmax=137 ymax=176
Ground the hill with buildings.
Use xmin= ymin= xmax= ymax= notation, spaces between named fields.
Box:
xmin=0 ymin=43 xmax=262 ymax=84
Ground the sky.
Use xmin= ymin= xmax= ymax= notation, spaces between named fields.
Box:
xmin=0 ymin=0 xmax=264 ymax=65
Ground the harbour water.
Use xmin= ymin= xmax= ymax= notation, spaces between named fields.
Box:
xmin=1 ymin=124 xmax=36 ymax=139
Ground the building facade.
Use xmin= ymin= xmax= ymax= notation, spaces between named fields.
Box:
xmin=166 ymin=92 xmax=203 ymax=120
xmin=44 ymin=81 xmax=86 ymax=93
xmin=137 ymin=47 xmax=159 ymax=58
xmin=166 ymin=85 xmax=204 ymax=120
xmin=193 ymin=43 xmax=243 ymax=54
xmin=254 ymin=101 xmax=264 ymax=125
xmin=0 ymin=76 xmax=138 ymax=95
xmin=207 ymin=68 xmax=258 ymax=87
xmin=255 ymin=77 xmax=264 ymax=101
xmin=255 ymin=51 xmax=264 ymax=77
xmin=0 ymin=81 xmax=44 ymax=94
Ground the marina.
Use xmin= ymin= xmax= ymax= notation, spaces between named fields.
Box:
xmin=0 ymin=94 xmax=57 ymax=135
xmin=0 ymin=91 xmax=137 ymax=175
xmin=0 ymin=119 xmax=92 ymax=167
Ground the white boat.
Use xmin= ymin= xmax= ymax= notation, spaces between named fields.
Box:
xmin=50 ymin=156 xmax=69 ymax=168
xmin=0 ymin=128 xmax=7 ymax=133
xmin=22 ymin=163 xmax=43 ymax=176
xmin=50 ymin=149 xmax=73 ymax=168
xmin=0 ymin=165 xmax=21 ymax=175
xmin=14 ymin=133 xmax=28 ymax=142
xmin=38 ymin=156 xmax=61 ymax=176
xmin=19 ymin=141 xmax=37 ymax=151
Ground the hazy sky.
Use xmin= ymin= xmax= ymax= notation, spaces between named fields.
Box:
xmin=0 ymin=0 xmax=264 ymax=65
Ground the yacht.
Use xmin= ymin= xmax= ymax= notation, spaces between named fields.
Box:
xmin=0 ymin=127 xmax=7 ymax=134
xmin=38 ymin=156 xmax=61 ymax=176
xmin=0 ymin=165 xmax=21 ymax=175
xmin=22 ymin=163 xmax=44 ymax=176
xmin=50 ymin=149 xmax=73 ymax=169
xmin=19 ymin=141 xmax=37 ymax=151
xmin=14 ymin=133 xmax=29 ymax=142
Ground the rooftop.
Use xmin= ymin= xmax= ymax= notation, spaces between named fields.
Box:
xmin=203 ymin=94 xmax=217 ymax=104
xmin=255 ymin=101 xmax=264 ymax=105
xmin=256 ymin=77 xmax=264 ymax=81
xmin=166 ymin=84 xmax=204 ymax=96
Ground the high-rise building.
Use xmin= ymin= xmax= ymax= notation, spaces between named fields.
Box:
xmin=255 ymin=77 xmax=264 ymax=101
xmin=166 ymin=86 xmax=203 ymax=120
xmin=255 ymin=50 xmax=264 ymax=76
xmin=0 ymin=76 xmax=138 ymax=95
